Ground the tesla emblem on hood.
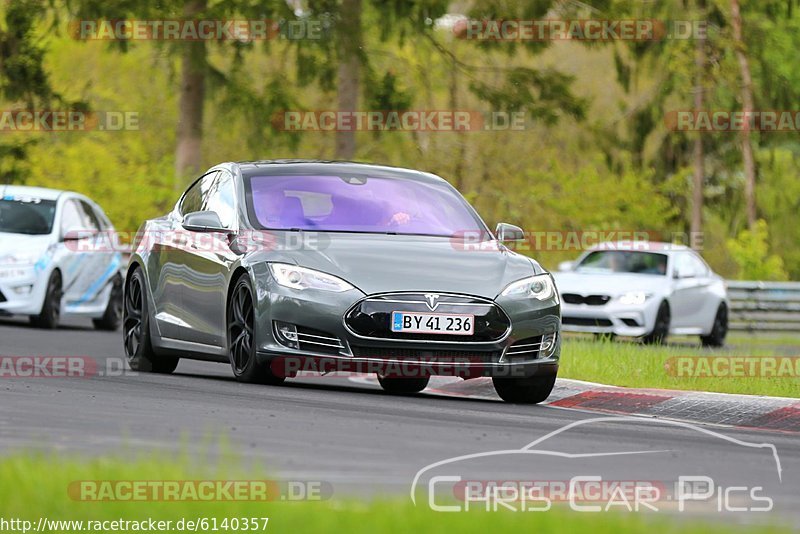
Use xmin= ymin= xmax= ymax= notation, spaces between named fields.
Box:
xmin=424 ymin=293 xmax=441 ymax=311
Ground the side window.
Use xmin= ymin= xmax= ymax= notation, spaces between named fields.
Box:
xmin=60 ymin=199 xmax=85 ymax=234
xmin=689 ymin=253 xmax=709 ymax=277
xmin=78 ymin=200 xmax=101 ymax=232
xmin=179 ymin=172 xmax=217 ymax=216
xmin=203 ymin=171 xmax=236 ymax=229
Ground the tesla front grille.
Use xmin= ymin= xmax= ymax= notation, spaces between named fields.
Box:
xmin=562 ymin=317 xmax=613 ymax=327
xmin=350 ymin=346 xmax=501 ymax=363
xmin=562 ymin=293 xmax=611 ymax=306
xmin=344 ymin=293 xmax=511 ymax=342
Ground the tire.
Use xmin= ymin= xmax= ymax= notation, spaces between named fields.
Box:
xmin=642 ymin=301 xmax=670 ymax=345
xmin=227 ymin=274 xmax=284 ymax=385
xmin=123 ymin=268 xmax=179 ymax=373
xmin=492 ymin=374 xmax=556 ymax=404
xmin=377 ymin=374 xmax=430 ymax=394
xmin=30 ymin=270 xmax=62 ymax=329
xmin=93 ymin=274 xmax=123 ymax=331
xmin=701 ymin=304 xmax=728 ymax=348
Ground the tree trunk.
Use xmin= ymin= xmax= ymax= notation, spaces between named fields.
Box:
xmin=335 ymin=0 xmax=361 ymax=160
xmin=175 ymin=0 xmax=207 ymax=189
xmin=731 ymin=0 xmax=757 ymax=228
xmin=691 ymin=0 xmax=706 ymax=247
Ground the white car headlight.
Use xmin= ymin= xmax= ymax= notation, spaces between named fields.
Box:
xmin=269 ymin=263 xmax=355 ymax=292
xmin=618 ymin=292 xmax=651 ymax=305
xmin=500 ymin=273 xmax=557 ymax=301
xmin=0 ymin=253 xmax=37 ymax=266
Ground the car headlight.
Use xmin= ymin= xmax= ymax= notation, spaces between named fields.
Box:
xmin=500 ymin=273 xmax=556 ymax=301
xmin=269 ymin=263 xmax=355 ymax=292
xmin=0 ymin=253 xmax=37 ymax=266
xmin=618 ymin=292 xmax=651 ymax=305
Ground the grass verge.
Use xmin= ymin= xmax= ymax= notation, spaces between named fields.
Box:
xmin=0 ymin=455 xmax=792 ymax=534
xmin=559 ymin=336 xmax=800 ymax=398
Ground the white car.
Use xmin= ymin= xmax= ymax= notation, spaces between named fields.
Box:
xmin=0 ymin=185 xmax=123 ymax=329
xmin=553 ymin=242 xmax=729 ymax=346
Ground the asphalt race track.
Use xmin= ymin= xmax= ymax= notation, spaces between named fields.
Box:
xmin=1 ymin=316 xmax=799 ymax=526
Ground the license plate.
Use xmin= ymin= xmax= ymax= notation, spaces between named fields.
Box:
xmin=391 ymin=311 xmax=474 ymax=335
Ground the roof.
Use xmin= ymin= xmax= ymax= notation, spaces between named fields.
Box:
xmin=0 ymin=184 xmax=69 ymax=202
xmin=233 ymin=159 xmax=446 ymax=184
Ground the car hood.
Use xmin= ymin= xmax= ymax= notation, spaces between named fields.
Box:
xmin=248 ymin=233 xmax=539 ymax=299
xmin=0 ymin=232 xmax=53 ymax=262
xmin=553 ymin=271 xmax=667 ymax=297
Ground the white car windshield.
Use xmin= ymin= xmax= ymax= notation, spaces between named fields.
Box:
xmin=0 ymin=197 xmax=57 ymax=235
xmin=575 ymin=250 xmax=668 ymax=276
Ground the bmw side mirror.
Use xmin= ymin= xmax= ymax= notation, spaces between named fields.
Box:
xmin=495 ymin=223 xmax=524 ymax=243
xmin=182 ymin=211 xmax=226 ymax=232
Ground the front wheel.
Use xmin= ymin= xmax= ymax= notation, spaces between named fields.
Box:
xmin=30 ymin=270 xmax=62 ymax=329
xmin=642 ymin=301 xmax=670 ymax=345
xmin=701 ymin=304 xmax=728 ymax=348
xmin=123 ymin=268 xmax=179 ymax=373
xmin=227 ymin=275 xmax=284 ymax=385
xmin=377 ymin=374 xmax=430 ymax=394
xmin=493 ymin=374 xmax=556 ymax=404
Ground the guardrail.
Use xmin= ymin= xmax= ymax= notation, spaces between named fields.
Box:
xmin=727 ymin=281 xmax=800 ymax=332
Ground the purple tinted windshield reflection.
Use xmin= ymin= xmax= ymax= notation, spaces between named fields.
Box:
xmin=247 ymin=175 xmax=485 ymax=236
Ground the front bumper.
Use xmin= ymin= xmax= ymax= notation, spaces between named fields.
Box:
xmin=0 ymin=265 xmax=43 ymax=315
xmin=560 ymin=297 xmax=660 ymax=337
xmin=252 ymin=267 xmax=561 ymax=379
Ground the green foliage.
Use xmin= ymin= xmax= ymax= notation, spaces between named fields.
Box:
xmin=726 ymin=220 xmax=789 ymax=281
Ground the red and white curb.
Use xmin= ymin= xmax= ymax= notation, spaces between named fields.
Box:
xmin=351 ymin=375 xmax=800 ymax=434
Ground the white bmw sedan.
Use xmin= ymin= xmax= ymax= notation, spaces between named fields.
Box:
xmin=0 ymin=185 xmax=123 ymax=329
xmin=553 ymin=242 xmax=729 ymax=346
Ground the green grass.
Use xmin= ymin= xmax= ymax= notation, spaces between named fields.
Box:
xmin=0 ymin=455 xmax=792 ymax=534
xmin=559 ymin=336 xmax=800 ymax=398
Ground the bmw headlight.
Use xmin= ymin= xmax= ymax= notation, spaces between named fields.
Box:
xmin=269 ymin=263 xmax=355 ymax=292
xmin=500 ymin=273 xmax=557 ymax=301
xmin=618 ymin=292 xmax=651 ymax=305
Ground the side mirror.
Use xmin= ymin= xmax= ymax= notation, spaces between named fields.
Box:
xmin=62 ymin=226 xmax=95 ymax=242
xmin=182 ymin=211 xmax=226 ymax=232
xmin=673 ymin=266 xmax=696 ymax=279
xmin=558 ymin=261 xmax=575 ymax=272
xmin=495 ymin=222 xmax=524 ymax=243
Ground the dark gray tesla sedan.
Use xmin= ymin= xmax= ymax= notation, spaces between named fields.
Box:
xmin=123 ymin=160 xmax=561 ymax=403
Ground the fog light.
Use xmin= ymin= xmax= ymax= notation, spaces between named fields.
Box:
xmin=274 ymin=321 xmax=299 ymax=349
xmin=12 ymin=284 xmax=33 ymax=295
xmin=540 ymin=332 xmax=557 ymax=356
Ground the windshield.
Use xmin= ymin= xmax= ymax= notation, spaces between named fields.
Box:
xmin=245 ymin=174 xmax=486 ymax=237
xmin=575 ymin=250 xmax=668 ymax=276
xmin=0 ymin=197 xmax=57 ymax=235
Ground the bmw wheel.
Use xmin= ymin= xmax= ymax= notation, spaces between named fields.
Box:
xmin=123 ymin=268 xmax=179 ymax=373
xmin=643 ymin=301 xmax=670 ymax=345
xmin=701 ymin=304 xmax=728 ymax=348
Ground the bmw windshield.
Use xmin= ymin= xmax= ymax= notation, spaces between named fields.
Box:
xmin=0 ymin=197 xmax=57 ymax=235
xmin=245 ymin=174 xmax=486 ymax=237
xmin=576 ymin=250 xmax=668 ymax=276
